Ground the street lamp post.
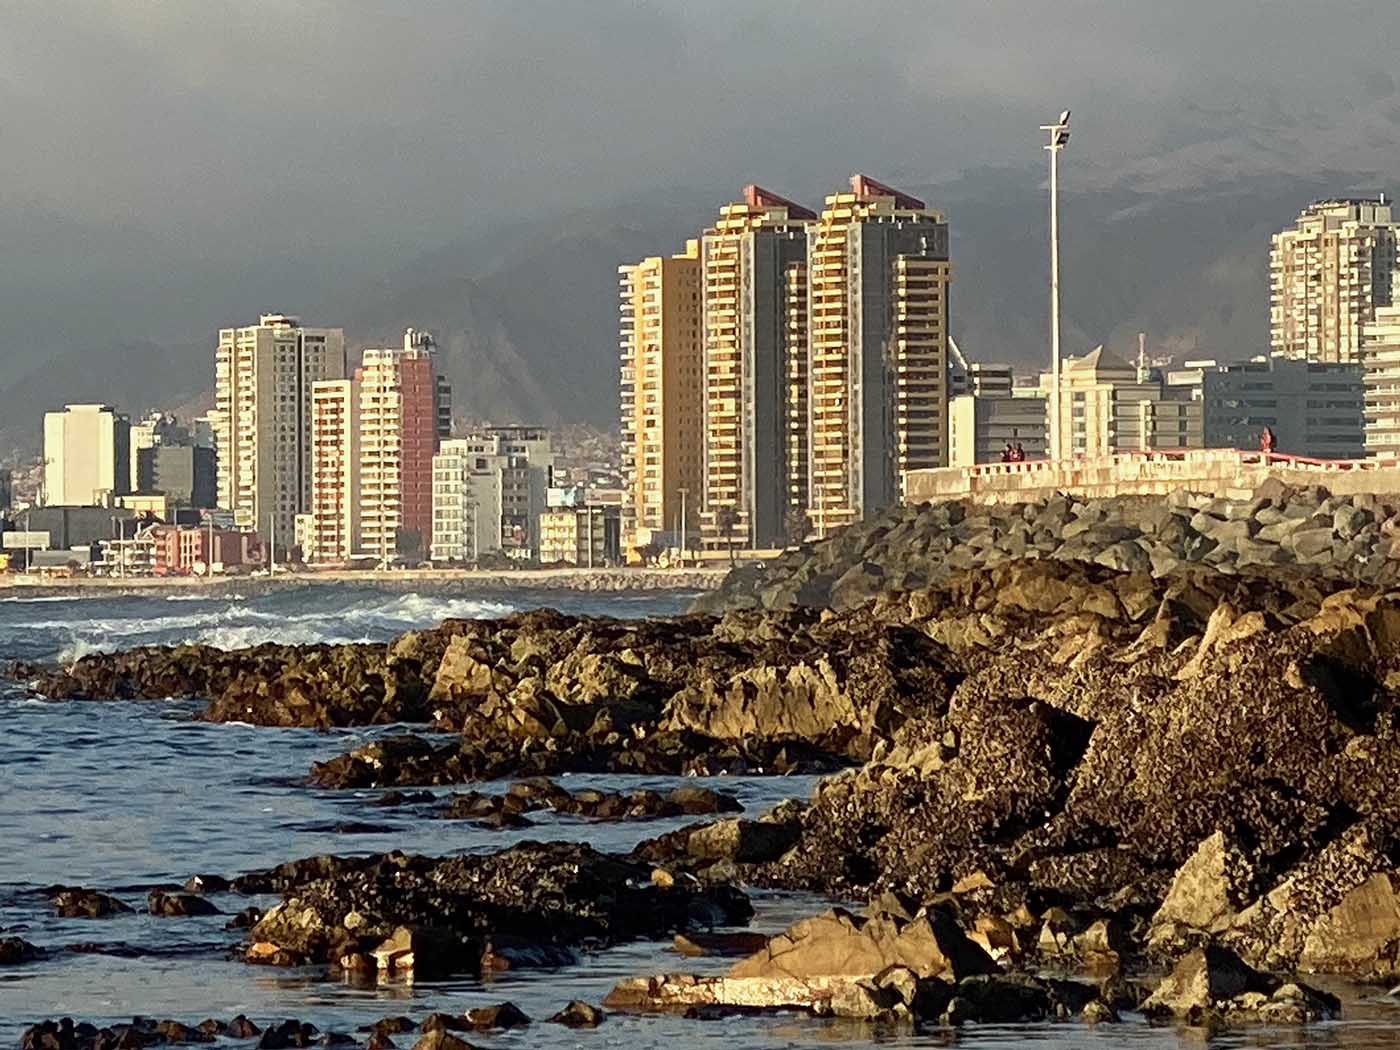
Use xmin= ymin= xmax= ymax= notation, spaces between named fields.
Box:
xmin=1042 ymin=110 xmax=1071 ymax=461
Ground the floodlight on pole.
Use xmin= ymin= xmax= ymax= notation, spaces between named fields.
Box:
xmin=1041 ymin=110 xmax=1071 ymax=461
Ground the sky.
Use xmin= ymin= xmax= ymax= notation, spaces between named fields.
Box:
xmin=2 ymin=1 xmax=1399 ymax=357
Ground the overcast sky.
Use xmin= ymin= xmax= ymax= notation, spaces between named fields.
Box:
xmin=1 ymin=0 xmax=1399 ymax=371
xmin=5 ymin=0 xmax=1400 ymax=252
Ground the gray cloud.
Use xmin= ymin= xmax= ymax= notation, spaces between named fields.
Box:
xmin=1 ymin=1 xmax=1398 ymax=369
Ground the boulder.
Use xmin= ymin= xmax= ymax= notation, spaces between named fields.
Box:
xmin=49 ymin=888 xmax=133 ymax=918
xmin=1149 ymin=831 xmax=1255 ymax=945
xmin=728 ymin=907 xmax=997 ymax=983
xmin=686 ymin=819 xmax=801 ymax=865
xmin=1298 ymin=872 xmax=1400 ymax=976
xmin=462 ymin=1003 xmax=530 ymax=1030
xmin=547 ymin=1001 xmax=605 ymax=1027
xmin=149 ymin=890 xmax=221 ymax=917
xmin=0 ymin=937 xmax=42 ymax=965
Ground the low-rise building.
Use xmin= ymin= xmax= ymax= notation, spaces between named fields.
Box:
xmin=949 ymin=392 xmax=1047 ymax=466
xmin=1166 ymin=356 xmax=1366 ymax=459
xmin=539 ymin=505 xmax=621 ymax=566
xmin=430 ymin=427 xmax=554 ymax=562
xmin=1044 ymin=347 xmax=1203 ymax=455
xmin=149 ymin=524 xmax=259 ymax=575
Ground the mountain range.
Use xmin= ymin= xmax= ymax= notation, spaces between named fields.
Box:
xmin=0 ymin=166 xmax=1367 ymax=455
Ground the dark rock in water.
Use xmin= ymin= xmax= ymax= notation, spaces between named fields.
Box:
xmin=256 ymin=1020 xmax=319 ymax=1050
xmin=318 ymin=1034 xmax=355 ymax=1047
xmin=366 ymin=1036 xmax=396 ymax=1050
xmin=418 ymin=1014 xmax=469 ymax=1034
xmin=1143 ymin=944 xmax=1340 ymax=1024
xmin=673 ymin=932 xmax=770 ymax=957
xmin=225 ymin=906 xmax=264 ymax=931
xmin=360 ymin=1019 xmax=415 ymax=1036
xmin=148 ymin=890 xmax=221 ymax=917
xmin=547 ymin=1001 xmax=605 ymax=1028
xmin=0 ymin=935 xmax=42 ymax=964
xmin=47 ymin=887 xmax=134 ymax=918
xmin=21 ymin=1017 xmax=221 ymax=1050
xmin=244 ymin=841 xmax=752 ymax=978
xmin=462 ymin=1003 xmax=530 ymax=1030
xmin=232 ymin=854 xmax=377 ymax=895
xmin=227 ymin=1017 xmax=262 ymax=1039
xmin=369 ymin=790 xmax=436 ymax=807
xmin=436 ymin=778 xmax=741 ymax=827
xmin=479 ymin=939 xmax=577 ymax=971
xmin=196 ymin=1020 xmax=226 ymax=1037
xmin=182 ymin=875 xmax=229 ymax=894
xmin=411 ymin=1032 xmax=478 ymax=1050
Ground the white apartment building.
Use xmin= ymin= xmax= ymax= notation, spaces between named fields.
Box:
xmin=211 ymin=314 xmax=347 ymax=551
xmin=430 ymin=439 xmax=502 ymax=562
xmin=1363 ymin=306 xmax=1400 ymax=456
xmin=44 ymin=404 xmax=130 ymax=506
xmin=305 ymin=378 xmax=361 ymax=563
xmin=430 ymin=427 xmax=555 ymax=562
xmin=1271 ymin=198 xmax=1400 ymax=364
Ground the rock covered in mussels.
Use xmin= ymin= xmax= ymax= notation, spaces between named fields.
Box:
xmin=243 ymin=841 xmax=751 ymax=977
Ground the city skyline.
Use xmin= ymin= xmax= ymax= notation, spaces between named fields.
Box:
xmin=4 ymin=2 xmax=1400 ymax=451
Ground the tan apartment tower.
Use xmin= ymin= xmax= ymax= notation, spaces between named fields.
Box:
xmin=357 ymin=329 xmax=450 ymax=564
xmin=806 ymin=175 xmax=951 ymax=533
xmin=618 ymin=240 xmax=704 ymax=549
xmin=212 ymin=314 xmax=347 ymax=550
xmin=699 ymin=185 xmax=814 ymax=552
xmin=305 ymin=378 xmax=361 ymax=563
xmin=1270 ymin=198 xmax=1400 ymax=364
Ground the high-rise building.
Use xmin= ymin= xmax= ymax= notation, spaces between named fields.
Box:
xmin=430 ymin=427 xmax=554 ymax=562
xmin=1362 ymin=306 xmax=1400 ymax=456
xmin=699 ymin=186 xmax=814 ymax=551
xmin=1270 ymin=198 xmax=1400 ymax=364
xmin=1166 ymin=357 xmax=1365 ymax=460
xmin=212 ymin=314 xmax=347 ymax=549
xmin=619 ymin=241 xmax=704 ymax=549
xmin=357 ymin=329 xmax=450 ymax=563
xmin=0 ymin=468 xmax=11 ymax=513
xmin=1044 ymin=347 xmax=1203 ymax=455
xmin=806 ymin=176 xmax=952 ymax=533
xmin=305 ymin=377 xmax=361 ymax=563
xmin=135 ymin=446 xmax=217 ymax=509
xmin=43 ymin=404 xmax=130 ymax=506
xmin=128 ymin=413 xmax=190 ymax=492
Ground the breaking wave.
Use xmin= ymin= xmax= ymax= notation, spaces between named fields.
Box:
xmin=2 ymin=588 xmax=515 ymax=664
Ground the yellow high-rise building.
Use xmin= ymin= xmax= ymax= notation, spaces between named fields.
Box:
xmin=807 ymin=176 xmax=951 ymax=533
xmin=699 ymin=186 xmax=814 ymax=551
xmin=619 ymin=241 xmax=704 ymax=549
xmin=1271 ymin=198 xmax=1400 ymax=364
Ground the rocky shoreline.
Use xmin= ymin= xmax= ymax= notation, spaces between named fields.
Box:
xmin=16 ymin=483 xmax=1400 ymax=1040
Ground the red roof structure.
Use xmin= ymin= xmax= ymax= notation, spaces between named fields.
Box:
xmin=849 ymin=174 xmax=926 ymax=210
xmin=743 ymin=184 xmax=817 ymax=220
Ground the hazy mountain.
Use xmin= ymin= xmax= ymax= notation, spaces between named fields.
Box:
xmin=0 ymin=167 xmax=1368 ymax=451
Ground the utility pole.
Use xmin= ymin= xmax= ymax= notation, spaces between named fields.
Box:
xmin=1042 ymin=110 xmax=1071 ymax=461
xmin=672 ymin=487 xmax=683 ymax=568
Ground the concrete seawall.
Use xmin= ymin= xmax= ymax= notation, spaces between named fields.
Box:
xmin=0 ymin=567 xmax=730 ymax=600
xmin=905 ymin=450 xmax=1400 ymax=504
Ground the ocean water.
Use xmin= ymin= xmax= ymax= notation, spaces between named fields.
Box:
xmin=4 ymin=585 xmax=1400 ymax=1048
